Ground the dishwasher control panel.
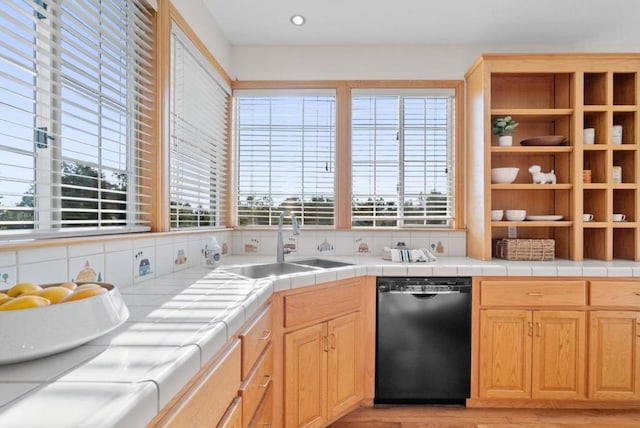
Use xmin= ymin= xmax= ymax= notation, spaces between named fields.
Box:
xmin=377 ymin=276 xmax=471 ymax=294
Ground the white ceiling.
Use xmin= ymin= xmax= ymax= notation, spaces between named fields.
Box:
xmin=203 ymin=0 xmax=639 ymax=48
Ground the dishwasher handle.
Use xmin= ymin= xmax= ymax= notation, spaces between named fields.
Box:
xmin=388 ymin=290 xmax=460 ymax=295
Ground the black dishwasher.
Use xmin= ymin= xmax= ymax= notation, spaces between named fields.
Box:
xmin=375 ymin=276 xmax=472 ymax=405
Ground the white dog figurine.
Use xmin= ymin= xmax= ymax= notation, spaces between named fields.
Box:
xmin=529 ymin=165 xmax=556 ymax=184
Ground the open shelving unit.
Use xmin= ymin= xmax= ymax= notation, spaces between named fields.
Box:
xmin=465 ymin=54 xmax=640 ymax=261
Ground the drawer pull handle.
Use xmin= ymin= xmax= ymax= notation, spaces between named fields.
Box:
xmin=258 ymin=375 xmax=272 ymax=388
xmin=258 ymin=330 xmax=272 ymax=341
xmin=634 ymin=292 xmax=640 ymax=296
xmin=261 ymin=424 xmax=272 ymax=427
xmin=330 ymin=333 xmax=337 ymax=349
xmin=528 ymin=322 xmax=533 ymax=336
xmin=527 ymin=292 xmax=544 ymax=297
xmin=536 ymin=322 xmax=542 ymax=337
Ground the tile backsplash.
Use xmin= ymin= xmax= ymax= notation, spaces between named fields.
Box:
xmin=0 ymin=229 xmax=465 ymax=288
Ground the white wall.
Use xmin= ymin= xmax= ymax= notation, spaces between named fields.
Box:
xmin=170 ymin=0 xmax=232 ymax=77
xmin=229 ymin=42 xmax=640 ymax=81
xmin=167 ymin=1 xmax=639 ymax=81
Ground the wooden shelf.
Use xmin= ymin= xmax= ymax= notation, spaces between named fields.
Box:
xmin=492 ymin=221 xmax=572 ymax=227
xmin=491 ymin=146 xmax=573 ymax=154
xmin=492 ymin=184 xmax=572 ymax=190
xmin=466 ymin=54 xmax=640 ymax=262
xmin=491 ymin=108 xmax=573 ymax=117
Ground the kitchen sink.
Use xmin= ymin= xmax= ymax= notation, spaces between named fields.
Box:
xmin=223 ymin=258 xmax=352 ymax=279
xmin=289 ymin=258 xmax=353 ymax=269
xmin=223 ymin=262 xmax=315 ymax=279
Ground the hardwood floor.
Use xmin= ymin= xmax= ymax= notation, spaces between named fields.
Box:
xmin=328 ymin=405 xmax=640 ymax=427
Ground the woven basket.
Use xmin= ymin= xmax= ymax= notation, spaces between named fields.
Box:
xmin=495 ymin=239 xmax=555 ymax=261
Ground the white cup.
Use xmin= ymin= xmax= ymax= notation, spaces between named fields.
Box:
xmin=612 ymin=125 xmax=623 ymax=145
xmin=491 ymin=210 xmax=504 ymax=221
xmin=583 ymin=128 xmax=595 ymax=145
xmin=583 ymin=213 xmax=594 ymax=222
xmin=613 ymin=213 xmax=626 ymax=222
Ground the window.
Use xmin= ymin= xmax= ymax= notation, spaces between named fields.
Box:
xmin=351 ymin=89 xmax=456 ymax=227
xmin=234 ymin=90 xmax=336 ymax=226
xmin=170 ymin=24 xmax=229 ymax=229
xmin=0 ymin=0 xmax=154 ymax=239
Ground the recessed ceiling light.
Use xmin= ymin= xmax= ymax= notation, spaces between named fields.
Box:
xmin=290 ymin=15 xmax=305 ymax=26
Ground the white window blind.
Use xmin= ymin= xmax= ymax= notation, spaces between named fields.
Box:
xmin=234 ymin=90 xmax=336 ymax=227
xmin=170 ymin=24 xmax=229 ymax=229
xmin=0 ymin=0 xmax=154 ymax=239
xmin=352 ymin=89 xmax=455 ymax=227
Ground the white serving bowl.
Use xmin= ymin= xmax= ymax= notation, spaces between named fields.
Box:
xmin=491 ymin=210 xmax=504 ymax=221
xmin=505 ymin=210 xmax=527 ymax=221
xmin=0 ymin=283 xmax=128 ymax=365
xmin=491 ymin=167 xmax=519 ymax=184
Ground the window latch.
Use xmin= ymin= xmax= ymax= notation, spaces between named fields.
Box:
xmin=34 ymin=0 xmax=48 ymax=20
xmin=35 ymin=126 xmax=54 ymax=149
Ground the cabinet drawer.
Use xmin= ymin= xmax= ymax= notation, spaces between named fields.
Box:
xmin=285 ymin=280 xmax=362 ymax=328
xmin=590 ymin=281 xmax=640 ymax=307
xmin=155 ymin=339 xmax=241 ymax=428
xmin=248 ymin=383 xmax=273 ymax=428
xmin=217 ymin=397 xmax=242 ymax=428
xmin=481 ymin=280 xmax=586 ymax=307
xmin=239 ymin=304 xmax=272 ymax=379
xmin=240 ymin=343 xmax=273 ymax=427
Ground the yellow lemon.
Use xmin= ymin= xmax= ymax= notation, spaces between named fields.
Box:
xmin=7 ymin=282 xmax=42 ymax=298
xmin=74 ymin=283 xmax=103 ymax=292
xmin=59 ymin=282 xmax=78 ymax=291
xmin=60 ymin=286 xmax=107 ymax=303
xmin=36 ymin=286 xmax=73 ymax=304
xmin=0 ymin=295 xmax=50 ymax=311
xmin=0 ymin=296 xmax=13 ymax=305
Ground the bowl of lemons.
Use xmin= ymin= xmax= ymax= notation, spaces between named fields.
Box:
xmin=0 ymin=282 xmax=128 ymax=364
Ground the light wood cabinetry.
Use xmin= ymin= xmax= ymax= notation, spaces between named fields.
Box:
xmin=218 ymin=397 xmax=243 ymax=428
xmin=465 ymin=54 xmax=640 ymax=261
xmin=589 ymin=281 xmax=640 ymax=400
xmin=479 ymin=309 xmax=586 ymax=400
xmin=149 ymin=303 xmax=274 ymax=428
xmin=473 ymin=277 xmax=640 ymax=409
xmin=280 ymin=278 xmax=365 ymax=428
xmin=149 ymin=339 xmax=242 ymax=427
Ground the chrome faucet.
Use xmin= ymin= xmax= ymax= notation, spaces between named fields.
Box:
xmin=277 ymin=210 xmax=300 ymax=263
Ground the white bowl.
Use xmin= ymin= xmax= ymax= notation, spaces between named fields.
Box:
xmin=506 ymin=210 xmax=527 ymax=221
xmin=0 ymin=283 xmax=128 ymax=364
xmin=491 ymin=210 xmax=504 ymax=221
xmin=491 ymin=167 xmax=519 ymax=184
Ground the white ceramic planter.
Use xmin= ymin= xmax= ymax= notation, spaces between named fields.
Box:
xmin=498 ymin=135 xmax=513 ymax=146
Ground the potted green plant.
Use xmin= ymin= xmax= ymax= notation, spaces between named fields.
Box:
xmin=492 ymin=116 xmax=519 ymax=146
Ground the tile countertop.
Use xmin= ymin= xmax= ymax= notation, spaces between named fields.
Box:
xmin=1 ymin=255 xmax=639 ymax=427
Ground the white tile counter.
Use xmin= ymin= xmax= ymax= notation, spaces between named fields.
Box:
xmin=1 ymin=255 xmax=639 ymax=427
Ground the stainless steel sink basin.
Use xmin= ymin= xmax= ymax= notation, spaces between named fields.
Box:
xmin=224 ymin=262 xmax=315 ymax=279
xmin=290 ymin=258 xmax=353 ymax=269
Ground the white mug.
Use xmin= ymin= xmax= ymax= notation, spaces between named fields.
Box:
xmin=613 ymin=213 xmax=626 ymax=222
xmin=582 ymin=213 xmax=594 ymax=222
xmin=583 ymin=128 xmax=595 ymax=145
xmin=612 ymin=125 xmax=623 ymax=145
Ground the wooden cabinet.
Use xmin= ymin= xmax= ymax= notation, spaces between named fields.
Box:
xmin=589 ymin=311 xmax=640 ymax=400
xmin=150 ymin=339 xmax=242 ymax=427
xmin=239 ymin=305 xmax=274 ymax=427
xmin=280 ymin=278 xmax=365 ymax=428
xmin=479 ymin=309 xmax=586 ymax=400
xmin=465 ymin=54 xmax=640 ymax=261
xmin=284 ymin=312 xmax=361 ymax=428
xmin=218 ymin=397 xmax=243 ymax=428
xmin=589 ymin=281 xmax=640 ymax=400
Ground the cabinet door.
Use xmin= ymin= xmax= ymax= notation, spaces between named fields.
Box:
xmin=327 ymin=312 xmax=361 ymax=420
xmin=589 ymin=311 xmax=640 ymax=400
xmin=479 ymin=310 xmax=532 ymax=398
xmin=218 ymin=397 xmax=242 ymax=428
xmin=532 ymin=311 xmax=586 ymax=399
xmin=284 ymin=323 xmax=327 ymax=428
